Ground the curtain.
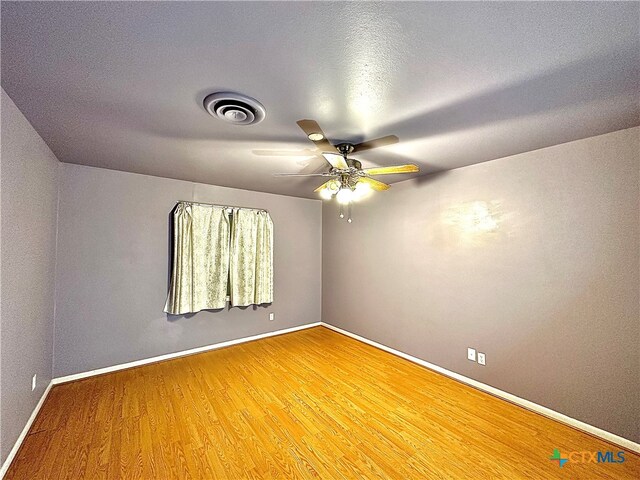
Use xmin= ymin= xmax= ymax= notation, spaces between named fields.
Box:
xmin=164 ymin=203 xmax=273 ymax=314
xmin=164 ymin=203 xmax=231 ymax=314
xmin=230 ymin=209 xmax=274 ymax=306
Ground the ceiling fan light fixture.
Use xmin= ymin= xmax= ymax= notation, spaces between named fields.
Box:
xmin=328 ymin=180 xmax=340 ymax=193
xmin=319 ymin=188 xmax=333 ymax=200
xmin=336 ymin=187 xmax=354 ymax=204
xmin=277 ymin=119 xmax=412 ymax=220
xmin=308 ymin=132 xmax=324 ymax=141
xmin=353 ymin=181 xmax=372 ymax=200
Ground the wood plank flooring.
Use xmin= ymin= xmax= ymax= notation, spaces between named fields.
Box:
xmin=6 ymin=326 xmax=639 ymax=479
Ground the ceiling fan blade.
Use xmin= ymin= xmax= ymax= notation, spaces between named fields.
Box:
xmin=252 ymin=148 xmax=318 ymax=157
xmin=358 ymin=176 xmax=391 ymax=191
xmin=352 ymin=135 xmax=399 ymax=153
xmin=322 ymin=153 xmax=349 ymax=170
xmin=361 ymin=164 xmax=420 ymax=175
xmin=296 ymin=119 xmax=338 ymax=153
xmin=272 ymin=172 xmax=335 ymax=177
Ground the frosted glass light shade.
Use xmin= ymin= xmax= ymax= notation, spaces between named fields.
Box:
xmin=336 ymin=187 xmax=353 ymax=204
xmin=319 ymin=188 xmax=333 ymax=200
xmin=353 ymin=182 xmax=372 ymax=200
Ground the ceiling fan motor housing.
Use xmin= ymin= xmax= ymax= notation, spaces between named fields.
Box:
xmin=337 ymin=143 xmax=355 ymax=155
xmin=203 ymin=92 xmax=266 ymax=126
xmin=346 ymin=159 xmax=362 ymax=170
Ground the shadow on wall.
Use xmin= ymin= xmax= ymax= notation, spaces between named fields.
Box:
xmin=167 ymin=205 xmax=175 ymax=289
xmin=410 ymin=170 xmax=451 ymax=186
xmin=165 ymin=304 xmax=269 ymax=324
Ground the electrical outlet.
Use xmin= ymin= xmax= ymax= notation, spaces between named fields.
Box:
xmin=478 ymin=352 xmax=486 ymax=366
xmin=467 ymin=348 xmax=476 ymax=362
xmin=269 ymin=312 xmax=275 ymax=321
xmin=32 ymin=374 xmax=37 ymax=391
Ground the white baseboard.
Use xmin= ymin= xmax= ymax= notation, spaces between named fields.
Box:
xmin=321 ymin=322 xmax=640 ymax=454
xmin=52 ymin=322 xmax=321 ymax=385
xmin=0 ymin=381 xmax=53 ymax=479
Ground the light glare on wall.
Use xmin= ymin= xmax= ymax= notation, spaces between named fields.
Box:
xmin=464 ymin=201 xmax=498 ymax=232
xmin=443 ymin=201 xmax=501 ymax=235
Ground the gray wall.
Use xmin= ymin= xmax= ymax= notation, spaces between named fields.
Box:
xmin=322 ymin=127 xmax=640 ymax=443
xmin=0 ymin=89 xmax=58 ymax=464
xmin=54 ymin=163 xmax=322 ymax=377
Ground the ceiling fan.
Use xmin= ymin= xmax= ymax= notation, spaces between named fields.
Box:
xmin=274 ymin=120 xmax=419 ymax=221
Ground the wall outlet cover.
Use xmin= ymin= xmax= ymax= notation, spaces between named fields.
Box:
xmin=269 ymin=313 xmax=275 ymax=321
xmin=478 ymin=352 xmax=486 ymax=365
xmin=32 ymin=374 xmax=37 ymax=391
xmin=467 ymin=348 xmax=476 ymax=362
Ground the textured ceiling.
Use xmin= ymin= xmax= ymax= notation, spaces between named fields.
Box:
xmin=2 ymin=1 xmax=639 ymax=198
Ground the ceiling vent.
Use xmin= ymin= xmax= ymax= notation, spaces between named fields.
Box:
xmin=203 ymin=92 xmax=266 ymax=126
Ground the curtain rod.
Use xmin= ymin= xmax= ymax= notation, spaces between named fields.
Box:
xmin=176 ymin=200 xmax=269 ymax=214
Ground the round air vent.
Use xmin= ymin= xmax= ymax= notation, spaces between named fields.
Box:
xmin=203 ymin=92 xmax=266 ymax=126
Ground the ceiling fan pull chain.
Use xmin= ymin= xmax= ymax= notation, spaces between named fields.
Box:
xmin=339 ymin=204 xmax=344 ymax=219
xmin=347 ymin=203 xmax=353 ymax=223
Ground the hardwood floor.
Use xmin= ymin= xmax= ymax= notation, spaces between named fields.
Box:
xmin=6 ymin=326 xmax=638 ymax=479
